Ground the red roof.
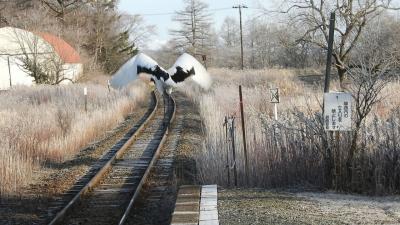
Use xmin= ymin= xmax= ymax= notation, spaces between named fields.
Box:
xmin=36 ymin=32 xmax=81 ymax=63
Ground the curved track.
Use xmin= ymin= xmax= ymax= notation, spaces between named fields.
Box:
xmin=48 ymin=92 xmax=176 ymax=225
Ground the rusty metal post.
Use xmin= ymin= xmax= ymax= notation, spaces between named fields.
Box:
xmin=239 ymin=85 xmax=249 ymax=185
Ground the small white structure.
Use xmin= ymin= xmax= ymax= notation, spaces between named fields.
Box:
xmin=0 ymin=27 xmax=82 ymax=90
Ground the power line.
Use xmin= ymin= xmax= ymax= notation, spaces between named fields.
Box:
xmin=139 ymin=7 xmax=260 ymax=16
xmin=141 ymin=12 xmax=175 ymax=16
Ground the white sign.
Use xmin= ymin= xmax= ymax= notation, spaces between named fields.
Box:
xmin=270 ymin=88 xmax=280 ymax=103
xmin=84 ymin=87 xmax=87 ymax=96
xmin=324 ymin=92 xmax=352 ymax=131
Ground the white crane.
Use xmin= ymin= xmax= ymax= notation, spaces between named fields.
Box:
xmin=110 ymin=53 xmax=211 ymax=95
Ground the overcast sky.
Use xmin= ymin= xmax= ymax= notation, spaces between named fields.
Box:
xmin=117 ymin=0 xmax=274 ymax=50
xmin=117 ymin=0 xmax=400 ymax=50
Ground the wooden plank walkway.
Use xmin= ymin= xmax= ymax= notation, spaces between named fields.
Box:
xmin=171 ymin=185 xmax=219 ymax=225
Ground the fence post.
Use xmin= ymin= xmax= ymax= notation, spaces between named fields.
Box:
xmin=239 ymin=85 xmax=249 ymax=185
xmin=84 ymin=86 xmax=87 ymax=113
xmin=7 ymin=56 xmax=12 ymax=88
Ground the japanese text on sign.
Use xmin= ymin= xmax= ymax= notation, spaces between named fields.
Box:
xmin=324 ymin=92 xmax=352 ymax=131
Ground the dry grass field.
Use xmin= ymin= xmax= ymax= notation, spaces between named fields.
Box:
xmin=0 ymin=82 xmax=149 ymax=196
xmin=180 ymin=68 xmax=400 ymax=194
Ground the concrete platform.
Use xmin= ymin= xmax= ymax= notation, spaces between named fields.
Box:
xmin=171 ymin=185 xmax=219 ymax=225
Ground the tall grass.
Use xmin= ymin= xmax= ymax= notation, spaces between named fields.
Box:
xmin=181 ymin=68 xmax=400 ymax=194
xmin=0 ymin=82 xmax=149 ymax=196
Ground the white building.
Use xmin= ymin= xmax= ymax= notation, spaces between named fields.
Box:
xmin=0 ymin=27 xmax=83 ymax=90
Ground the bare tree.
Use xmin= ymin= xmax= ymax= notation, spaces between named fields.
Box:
xmin=269 ymin=0 xmax=399 ymax=88
xmin=119 ymin=13 xmax=155 ymax=51
xmin=170 ymin=0 xmax=212 ymax=56
xmin=39 ymin=0 xmax=83 ymax=19
xmin=345 ymin=30 xmax=398 ymax=186
xmin=220 ymin=17 xmax=239 ymax=47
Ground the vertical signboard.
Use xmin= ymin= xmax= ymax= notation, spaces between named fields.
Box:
xmin=324 ymin=92 xmax=352 ymax=131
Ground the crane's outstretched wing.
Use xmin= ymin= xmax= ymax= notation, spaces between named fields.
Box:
xmin=110 ymin=54 xmax=138 ymax=89
xmin=110 ymin=53 xmax=169 ymax=94
xmin=167 ymin=53 xmax=212 ymax=89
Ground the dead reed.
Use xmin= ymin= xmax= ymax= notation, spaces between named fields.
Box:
xmin=181 ymin=68 xmax=400 ymax=194
xmin=0 ymin=82 xmax=149 ymax=196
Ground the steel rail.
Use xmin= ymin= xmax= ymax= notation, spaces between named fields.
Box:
xmin=118 ymin=94 xmax=176 ymax=225
xmin=48 ymin=91 xmax=159 ymax=225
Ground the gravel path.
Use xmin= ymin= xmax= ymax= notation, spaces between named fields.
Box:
xmin=218 ymin=188 xmax=400 ymax=225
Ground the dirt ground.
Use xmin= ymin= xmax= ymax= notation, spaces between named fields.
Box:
xmin=218 ymin=188 xmax=400 ymax=225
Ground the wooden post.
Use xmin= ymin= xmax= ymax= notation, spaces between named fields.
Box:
xmin=84 ymin=87 xmax=87 ymax=112
xmin=7 ymin=56 xmax=12 ymax=88
xmin=239 ymin=85 xmax=249 ymax=185
xmin=274 ymin=103 xmax=278 ymax=120
xmin=202 ymin=54 xmax=207 ymax=69
xmin=107 ymin=80 xmax=111 ymax=92
xmin=233 ymin=4 xmax=248 ymax=70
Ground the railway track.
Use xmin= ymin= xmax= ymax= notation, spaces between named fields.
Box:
xmin=124 ymin=95 xmax=187 ymax=225
xmin=47 ymin=92 xmax=176 ymax=225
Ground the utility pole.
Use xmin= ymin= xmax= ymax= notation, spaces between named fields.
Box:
xmin=324 ymin=12 xmax=335 ymax=93
xmin=233 ymin=4 xmax=247 ymax=70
